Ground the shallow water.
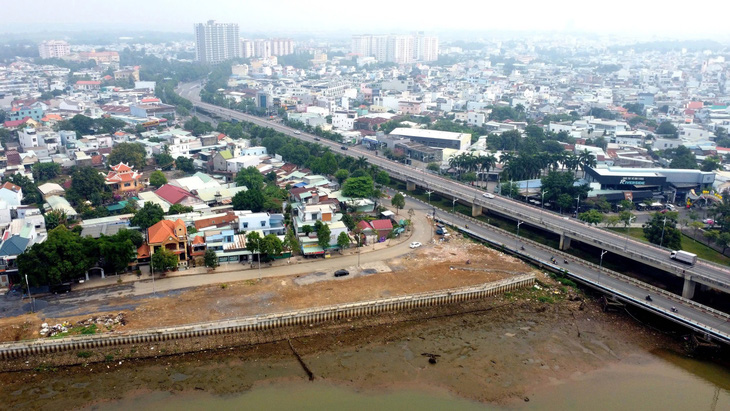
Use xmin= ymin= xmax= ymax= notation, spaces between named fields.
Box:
xmin=97 ymin=349 xmax=730 ymax=411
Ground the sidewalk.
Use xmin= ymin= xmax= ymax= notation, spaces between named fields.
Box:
xmin=74 ymin=207 xmax=417 ymax=292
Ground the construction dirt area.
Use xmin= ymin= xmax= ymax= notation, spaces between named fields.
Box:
xmin=0 ymin=234 xmax=530 ymax=342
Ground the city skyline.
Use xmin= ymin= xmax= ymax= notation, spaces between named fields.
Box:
xmin=2 ymin=0 xmax=730 ymax=40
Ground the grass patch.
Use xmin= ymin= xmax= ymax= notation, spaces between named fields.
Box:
xmin=77 ymin=351 xmax=92 ymax=358
xmin=537 ymin=295 xmax=555 ymax=303
xmin=608 ymin=228 xmax=730 ymax=265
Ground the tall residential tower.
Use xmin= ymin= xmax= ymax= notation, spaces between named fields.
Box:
xmin=194 ymin=20 xmax=241 ymax=63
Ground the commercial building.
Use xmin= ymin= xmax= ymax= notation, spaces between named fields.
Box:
xmin=585 ymin=166 xmax=715 ymax=203
xmin=389 ymin=128 xmax=471 ymax=151
xmin=194 ymin=20 xmax=240 ymax=63
xmin=38 ymin=40 xmax=70 ymax=59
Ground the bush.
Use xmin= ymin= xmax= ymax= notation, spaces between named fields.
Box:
xmin=77 ymin=351 xmax=92 ymax=358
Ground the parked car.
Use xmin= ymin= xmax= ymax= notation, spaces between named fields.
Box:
xmin=483 ymin=193 xmax=495 ymax=199
xmin=410 ymin=242 xmax=422 ymax=248
xmin=334 ymin=269 xmax=349 ymax=277
xmin=703 ymin=218 xmax=715 ymax=225
xmin=294 ymin=130 xmax=301 ymax=135
xmin=340 ymin=145 xmax=348 ymax=150
xmin=314 ymin=137 xmax=320 ymax=141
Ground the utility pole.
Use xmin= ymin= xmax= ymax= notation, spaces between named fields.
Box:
xmin=25 ymin=274 xmax=34 ymax=313
xmin=541 ymin=189 xmax=549 ymax=215
xmin=516 ymin=220 xmax=523 ymax=248
xmin=659 ymin=216 xmax=667 ymax=247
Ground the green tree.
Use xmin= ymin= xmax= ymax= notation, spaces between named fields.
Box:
xmin=108 ymin=142 xmax=146 ymax=170
xmin=643 ymin=212 xmax=681 ymax=249
xmin=204 ymin=248 xmax=219 ymax=269
xmin=704 ymin=229 xmax=719 ymax=245
xmin=556 ymin=193 xmax=574 ymax=214
xmin=717 ymin=232 xmax=730 ymax=253
xmin=656 ymin=121 xmax=678 ymax=137
xmin=43 ymin=210 xmax=67 ymax=231
xmin=342 ymin=175 xmax=374 ymax=198
xmin=235 ymin=166 xmax=265 ymax=190
xmin=98 ymin=233 xmax=136 ymax=274
xmin=700 ymin=156 xmax=721 ymax=172
xmin=175 ymin=156 xmax=195 ymax=173
xmin=284 ymin=228 xmax=299 ymax=257
xmin=131 ymin=202 xmax=164 ymax=229
xmin=334 ymin=169 xmax=350 ymax=184
xmin=232 ymin=189 xmax=265 ymax=212
xmin=500 ymin=181 xmax=520 ymax=199
xmin=302 ymin=225 xmax=313 ymax=236
xmin=427 ymin=162 xmax=441 ymax=172
xmin=68 ymin=166 xmax=109 ymax=206
xmin=260 ymin=234 xmax=283 ymax=259
xmin=167 ymin=204 xmax=193 ymax=215
xmin=149 ymin=170 xmax=167 ymax=188
xmin=605 ymin=215 xmax=621 ymax=228
xmin=341 ymin=213 xmax=356 ymax=231
xmin=668 ymin=146 xmax=698 ymax=169
xmin=154 ymin=153 xmax=175 ymax=170
xmin=375 ymin=170 xmax=390 ymax=187
xmin=314 ymin=221 xmax=331 ymax=250
xmin=391 ymin=192 xmax=405 ymax=214
xmin=246 ymin=231 xmax=262 ymax=262
xmin=31 ymin=162 xmax=61 ymax=182
xmin=578 ymin=209 xmax=605 ymax=225
xmin=151 ymin=247 xmax=178 ymax=272
xmin=337 ymin=231 xmax=350 ymax=253
xmin=17 ymin=226 xmax=96 ymax=286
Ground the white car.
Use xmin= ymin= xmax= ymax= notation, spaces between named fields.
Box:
xmin=294 ymin=130 xmax=301 ymax=135
xmin=409 ymin=242 xmax=422 ymax=249
xmin=483 ymin=193 xmax=495 ymax=199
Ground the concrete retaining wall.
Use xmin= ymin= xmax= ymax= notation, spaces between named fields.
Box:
xmin=0 ymin=275 xmax=534 ymax=360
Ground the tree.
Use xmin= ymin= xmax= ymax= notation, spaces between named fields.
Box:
xmin=669 ymin=146 xmax=698 ymax=169
xmin=656 ymin=121 xmax=678 ymax=137
xmin=500 ymin=181 xmax=520 ymax=199
xmin=168 ymin=204 xmax=193 ymax=215
xmin=704 ymin=229 xmax=719 ymax=245
xmin=260 ymin=234 xmax=283 ymax=259
xmin=152 ymin=247 xmax=178 ymax=272
xmin=642 ymin=212 xmax=681 ymax=249
xmin=245 ymin=231 xmax=262 ymax=262
xmin=701 ymin=156 xmax=722 ymax=172
xmin=130 ymin=202 xmax=164 ymax=229
xmin=337 ymin=231 xmax=350 ymax=253
xmin=427 ymin=162 xmax=441 ymax=173
xmin=204 ymin=248 xmax=219 ymax=269
xmin=334 ymin=169 xmax=350 ymax=184
xmin=68 ymin=166 xmax=109 ymax=206
xmin=391 ymin=192 xmax=405 ymax=214
xmin=232 ymin=189 xmax=265 ymax=212
xmin=176 ymin=156 xmax=195 ymax=173
xmin=717 ymin=232 xmax=730 ymax=253
xmin=578 ymin=209 xmax=605 ymax=225
xmin=605 ymin=215 xmax=621 ymax=228
xmin=689 ymin=221 xmax=705 ymax=242
xmin=17 ymin=226 xmax=96 ymax=286
xmin=284 ymin=228 xmax=299 ymax=257
xmin=314 ymin=220 xmax=331 ymax=250
xmin=341 ymin=213 xmax=356 ymax=231
xmin=183 ymin=116 xmax=214 ymax=136
xmin=31 ymin=162 xmax=61 ymax=182
xmin=556 ymin=193 xmax=574 ymax=214
xmin=342 ymin=175 xmax=374 ymax=198
xmin=98 ymin=233 xmax=136 ymax=274
xmin=108 ymin=142 xmax=146 ymax=170
xmin=375 ymin=170 xmax=390 ymax=187
xmin=235 ymin=166 xmax=265 ymax=190
xmin=154 ymin=153 xmax=175 ymax=170
xmin=43 ymin=210 xmax=67 ymax=230
xmin=302 ymin=225 xmax=313 ymax=236
xmin=149 ymin=170 xmax=167 ymax=188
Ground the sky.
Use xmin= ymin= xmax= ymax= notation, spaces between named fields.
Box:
xmin=1 ymin=0 xmax=729 ymax=39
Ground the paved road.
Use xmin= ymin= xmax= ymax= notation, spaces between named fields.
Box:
xmin=178 ymin=81 xmax=730 ymax=294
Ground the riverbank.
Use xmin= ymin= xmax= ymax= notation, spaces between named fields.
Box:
xmin=0 ymin=285 xmax=682 ymax=409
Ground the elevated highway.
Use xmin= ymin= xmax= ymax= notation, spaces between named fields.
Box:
xmin=178 ymin=82 xmax=730 ymax=301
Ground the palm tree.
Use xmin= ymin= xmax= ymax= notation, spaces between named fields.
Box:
xmin=578 ymin=149 xmax=597 ymax=177
xmin=354 ymin=156 xmax=368 ymax=170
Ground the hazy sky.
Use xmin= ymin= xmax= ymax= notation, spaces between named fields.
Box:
xmin=2 ymin=0 xmax=728 ymax=39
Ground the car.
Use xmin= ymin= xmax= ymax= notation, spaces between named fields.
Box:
xmin=483 ymin=193 xmax=495 ymax=199
xmin=410 ymin=242 xmax=422 ymax=249
xmin=294 ymin=130 xmax=301 ymax=135
xmin=314 ymin=137 xmax=320 ymax=141
xmin=398 ymin=191 xmax=407 ymax=197
xmin=703 ymin=218 xmax=715 ymax=225
xmin=334 ymin=269 xmax=350 ymax=277
xmin=340 ymin=145 xmax=348 ymax=150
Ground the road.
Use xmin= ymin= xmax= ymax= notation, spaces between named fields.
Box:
xmin=178 ymin=81 xmax=730 ymax=295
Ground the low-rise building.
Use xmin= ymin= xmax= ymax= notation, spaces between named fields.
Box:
xmin=147 ymin=219 xmax=189 ymax=267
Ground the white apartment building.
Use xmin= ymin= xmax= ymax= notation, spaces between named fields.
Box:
xmin=19 ymin=128 xmax=39 ymax=150
xmin=194 ymin=20 xmax=240 ymax=63
xmin=38 ymin=40 xmax=70 ymax=59
xmin=352 ymin=33 xmax=437 ymax=63
xmin=414 ymin=32 xmax=439 ymax=62
xmin=387 ymin=35 xmax=414 ymax=64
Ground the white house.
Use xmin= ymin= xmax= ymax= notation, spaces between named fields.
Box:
xmin=0 ymin=182 xmax=23 ymax=207
xmin=18 ymin=128 xmax=39 ymax=150
xmin=227 ymin=156 xmax=262 ymax=174
xmin=233 ymin=210 xmax=286 ymax=235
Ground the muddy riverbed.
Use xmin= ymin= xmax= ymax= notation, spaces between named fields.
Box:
xmin=2 ymin=288 xmax=713 ymax=409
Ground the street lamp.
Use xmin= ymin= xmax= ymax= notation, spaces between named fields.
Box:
xmin=426 ymin=190 xmax=433 ymax=206
xmin=541 ymin=189 xmax=549 ymax=215
xmin=516 ymin=220 xmax=524 ymax=248
xmin=452 ymin=197 xmax=457 ymax=214
xmin=624 ymin=216 xmax=636 ymax=250
xmin=25 ymin=274 xmax=34 ymax=313
xmin=575 ymin=195 xmax=581 ymax=216
xmin=599 ymin=250 xmax=608 ymax=268
xmin=659 ymin=216 xmax=668 ymax=248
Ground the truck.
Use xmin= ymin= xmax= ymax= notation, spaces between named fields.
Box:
xmin=670 ymin=250 xmax=697 ymax=265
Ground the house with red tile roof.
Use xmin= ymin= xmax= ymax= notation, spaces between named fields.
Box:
xmin=74 ymin=80 xmax=101 ymax=91
xmin=147 ymin=219 xmax=189 ymax=267
xmin=194 ymin=212 xmax=238 ymax=231
xmin=0 ymin=182 xmax=23 ymax=206
xmin=370 ymin=219 xmax=393 ymax=240
xmin=154 ymin=184 xmax=200 ymax=207
xmin=190 ymin=235 xmax=206 ymax=257
xmin=105 ymin=162 xmax=143 ymax=194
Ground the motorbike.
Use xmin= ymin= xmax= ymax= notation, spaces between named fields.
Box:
xmin=563 ymin=259 xmax=569 ymax=264
xmin=671 ymin=307 xmax=678 ymax=313
xmin=645 ymin=295 xmax=652 ymax=302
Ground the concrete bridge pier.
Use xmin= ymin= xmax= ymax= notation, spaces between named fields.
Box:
xmin=682 ymin=277 xmax=696 ymax=299
xmin=471 ymin=203 xmax=482 ymax=217
xmin=406 ymin=180 xmax=416 ymax=191
xmin=559 ymin=233 xmax=571 ymax=250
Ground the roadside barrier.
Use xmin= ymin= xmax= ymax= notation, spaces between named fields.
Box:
xmin=0 ymin=275 xmax=534 ymax=359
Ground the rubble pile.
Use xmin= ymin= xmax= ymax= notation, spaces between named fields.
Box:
xmin=38 ymin=313 xmax=126 ymax=337
xmin=39 ymin=322 xmax=71 ymax=337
